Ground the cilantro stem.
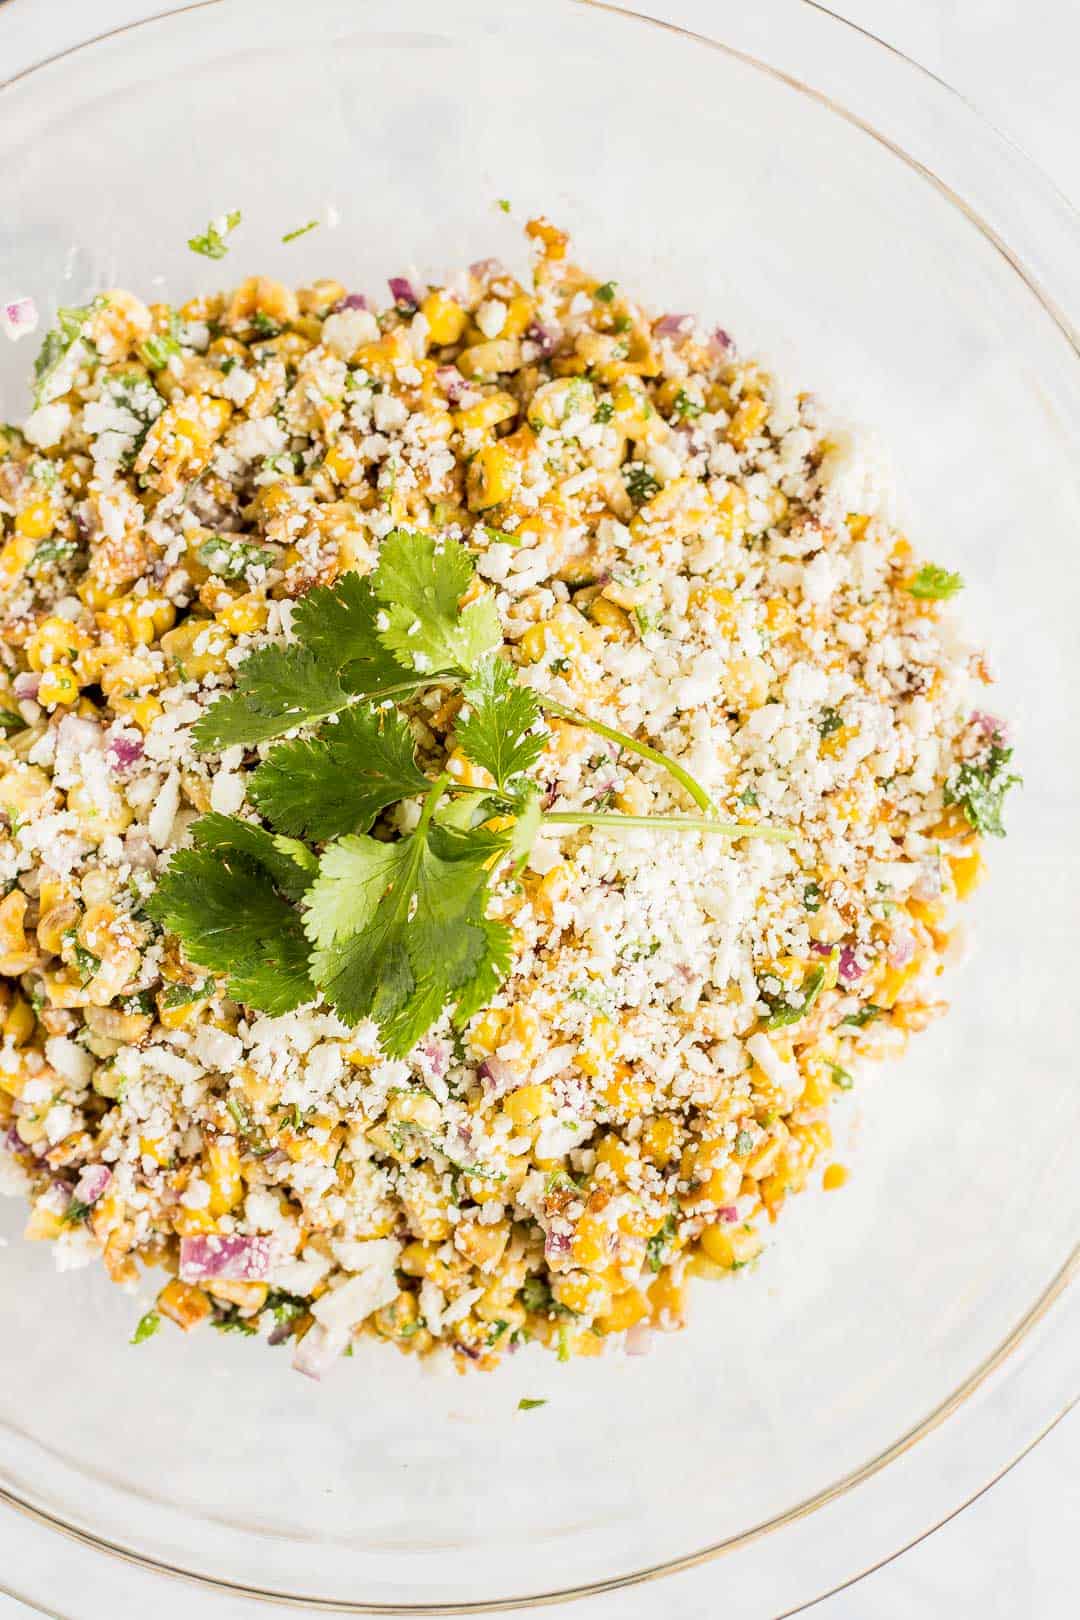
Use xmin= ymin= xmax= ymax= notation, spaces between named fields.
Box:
xmin=544 ymin=811 xmax=795 ymax=842
xmin=418 ymin=772 xmax=452 ymax=834
xmin=540 ymin=699 xmax=716 ymax=815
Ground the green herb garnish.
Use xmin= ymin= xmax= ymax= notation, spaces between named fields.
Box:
xmin=762 ymin=964 xmax=826 ymax=1029
xmin=282 ymin=220 xmax=319 ymax=243
xmin=518 ymin=1397 xmax=547 ymax=1410
xmin=594 ymin=282 xmax=617 ymax=303
xmin=945 ymin=743 xmax=1020 ymax=838
xmin=197 ymin=535 xmax=274 ymax=580
xmin=623 ymin=463 xmax=660 ymax=507
xmin=188 ymin=209 xmax=241 ymax=260
xmin=646 ymin=1212 xmax=677 ymax=1273
xmin=131 ymin=1310 xmax=161 ymax=1345
xmin=842 ymin=1003 xmax=886 ymax=1029
xmin=672 ymin=388 xmax=704 ymax=421
xmin=32 ymin=300 xmax=102 ymax=407
xmin=907 ymin=563 xmax=963 ymax=601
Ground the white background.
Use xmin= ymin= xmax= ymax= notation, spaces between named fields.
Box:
xmin=0 ymin=1 xmax=1075 ymax=1616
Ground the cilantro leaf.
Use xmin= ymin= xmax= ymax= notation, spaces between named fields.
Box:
xmin=945 ymin=744 xmax=1020 ymax=837
xmin=250 ymin=705 xmax=430 ymax=841
xmin=518 ymin=1398 xmax=547 ymax=1411
xmin=188 ymin=209 xmax=241 ymax=259
xmin=190 ymin=811 xmax=316 ymax=899
xmin=290 ymin=571 xmax=413 ymax=695
xmin=646 ymin=1211 xmax=677 ymax=1273
xmin=192 ymin=644 xmax=352 ymax=751
xmin=763 ymin=964 xmax=825 ymax=1029
xmin=197 ymin=535 xmax=274 ymax=580
xmin=304 ymin=808 xmax=512 ymax=1055
xmin=131 ymin=1310 xmax=161 ymax=1345
xmin=456 ymin=656 xmax=545 ymax=790
xmin=33 ymin=301 xmax=98 ymax=407
xmin=907 ymin=563 xmax=963 ymax=601
xmin=371 ymin=530 xmax=501 ymax=675
xmin=282 ymin=220 xmax=319 ymax=243
xmin=148 ymin=827 xmax=315 ymax=1015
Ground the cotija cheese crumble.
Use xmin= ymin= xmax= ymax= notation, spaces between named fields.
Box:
xmin=0 ymin=218 xmax=1018 ymax=1373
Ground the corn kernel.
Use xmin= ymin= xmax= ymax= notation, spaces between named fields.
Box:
xmin=206 ymin=1139 xmax=243 ymax=1215
xmin=37 ymin=666 xmax=80 ymax=708
xmin=640 ymin=1115 xmax=678 ymax=1165
xmin=949 ymin=845 xmax=984 ymax=901
xmin=503 ymin=1083 xmax=550 ymax=1128
xmin=699 ymin=1222 xmax=764 ymax=1269
xmin=157 ymin=1278 xmax=212 ymax=1331
xmin=467 ymin=443 xmax=517 ymax=510
xmin=823 ymin=1163 xmax=849 ymax=1191
xmin=421 ymin=290 xmax=467 ymax=346
xmin=15 ymin=499 xmax=55 ymax=540
xmin=596 ymin=1289 xmax=647 ymax=1334
xmin=727 ymin=395 xmax=769 ymax=449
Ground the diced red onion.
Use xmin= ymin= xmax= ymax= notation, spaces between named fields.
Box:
xmin=179 ymin=1233 xmax=271 ymax=1283
xmin=888 ymin=929 xmax=916 ymax=969
xmin=624 ymin=1322 xmax=653 ymax=1355
xmin=809 ymin=941 xmax=833 ymax=958
xmin=525 ymin=320 xmax=557 ymax=357
xmin=837 ymin=945 xmax=863 ymax=985
xmin=435 ymin=364 xmax=467 ymax=405
xmin=331 ymin=292 xmax=370 ymax=313
xmin=107 ymin=732 xmax=144 ymax=774
xmin=388 ymin=276 xmax=421 ymax=311
xmin=971 ymin=710 xmax=1009 ymax=748
xmin=710 ymin=326 xmax=734 ymax=354
xmin=73 ymin=1163 xmax=111 ymax=1206
xmin=655 ymin=312 xmax=693 ymax=337
xmin=292 ymin=1322 xmax=343 ymax=1380
xmin=469 ymin=257 xmax=502 ymax=280
xmin=419 ymin=1038 xmax=449 ymax=1079
xmin=717 ymin=1204 xmax=739 ymax=1223
xmin=2 ymin=297 xmax=38 ymax=340
xmin=13 ymin=672 xmax=40 ymax=701
xmin=3 ymin=1125 xmax=24 ymax=1156
xmin=479 ymin=1056 xmax=518 ymax=1098
xmin=544 ymin=1228 xmax=573 ymax=1261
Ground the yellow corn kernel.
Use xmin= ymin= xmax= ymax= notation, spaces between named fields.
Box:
xmin=15 ymin=499 xmax=55 ymax=540
xmin=139 ymin=1135 xmax=171 ymax=1167
xmin=24 ymin=1199 xmax=66 ymax=1242
xmin=594 ymin=1132 xmax=637 ymax=1181
xmin=714 ymin=484 xmax=750 ymax=538
xmin=0 ymin=533 xmax=36 ymax=587
xmin=458 ymin=338 xmax=522 ymax=379
xmin=647 ymin=1271 xmax=686 ymax=1326
xmin=874 ymin=958 xmax=921 ymax=1010
xmin=603 ymin=1066 xmax=648 ymax=1117
xmin=206 ymin=1139 xmax=243 ymax=1216
xmin=519 ymin=617 xmax=586 ymax=664
xmin=0 ymin=890 xmax=34 ymax=976
xmin=552 ymin=1270 xmax=609 ymax=1317
xmin=699 ymin=1222 xmax=764 ymax=1269
xmin=421 ymin=289 xmax=467 ymax=346
xmin=173 ymin=1204 xmax=216 ymax=1236
xmin=3 ymin=996 xmax=35 ymax=1047
xmin=588 ymin=597 xmax=630 ymax=636
xmin=26 ymin=616 xmax=87 ymax=671
xmin=467 ymin=443 xmax=517 ymax=510
xmin=468 ymin=1006 xmax=507 ymax=1055
xmin=445 ymin=746 xmax=495 ymax=790
xmin=763 ymin=597 xmax=797 ymax=637
xmin=596 ymin=1289 xmax=647 ymax=1334
xmin=640 ymin=1115 xmax=678 ymax=1165
xmin=157 ymin=1278 xmax=213 ymax=1331
xmin=726 ymin=395 xmax=769 ymax=449
xmin=453 ymin=1215 xmax=509 ymax=1272
xmin=119 ymin=694 xmax=163 ymax=731
xmin=744 ymin=1135 xmax=783 ymax=1180
xmin=949 ymin=845 xmax=984 ymax=901
xmin=36 ymin=666 xmax=80 ymax=708
xmin=454 ymin=391 xmax=518 ymax=433
xmin=503 ymin=1083 xmax=551 ymax=1128
xmin=725 ymin=655 xmax=772 ymax=710
xmin=216 ymin=593 xmax=269 ymax=636
xmin=159 ymin=618 xmax=234 ymax=678
xmin=577 ymin=1013 xmax=619 ymax=1078
xmin=823 ymin=1163 xmax=849 ymax=1191
xmin=399 ymin=1240 xmax=437 ymax=1278
xmin=688 ymin=583 xmax=737 ymax=626
xmin=570 ymin=1214 xmax=610 ymax=1270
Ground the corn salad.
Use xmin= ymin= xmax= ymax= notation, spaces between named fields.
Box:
xmin=0 ymin=221 xmax=1012 ymax=1373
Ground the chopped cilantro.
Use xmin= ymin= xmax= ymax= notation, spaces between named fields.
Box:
xmin=594 ymin=399 xmax=614 ymax=424
xmin=908 ymin=563 xmax=963 ymax=601
xmin=497 ymin=198 xmax=511 ymax=213
xmin=762 ymin=964 xmax=826 ymax=1029
xmin=945 ymin=744 xmax=1020 ymax=837
xmin=842 ymin=1004 xmax=886 ymax=1028
xmin=139 ymin=331 xmax=182 ymax=370
xmin=672 ymin=388 xmax=704 ymax=421
xmin=829 ymin=1063 xmax=855 ymax=1090
xmin=623 ymin=463 xmax=660 ymax=506
xmin=30 ymin=537 xmax=77 ymax=570
xmin=282 ymin=219 xmax=319 ymax=243
xmin=188 ymin=209 xmax=241 ymax=259
xmin=803 ymin=882 xmax=823 ymax=912
xmin=646 ymin=1212 xmax=677 ymax=1273
xmin=32 ymin=300 xmax=100 ymax=407
xmin=131 ymin=1310 xmax=161 ymax=1345
xmin=250 ymin=311 xmax=282 ymax=339
xmin=197 ymin=535 xmax=274 ymax=580
xmin=817 ymin=707 xmax=843 ymax=737
xmin=733 ymin=1129 xmax=754 ymax=1157
xmin=61 ymin=1197 xmax=91 ymax=1226
xmin=594 ymin=282 xmax=617 ymax=303
xmin=518 ymin=1398 xmax=547 ymax=1410
xmin=0 ymin=710 xmax=26 ymax=735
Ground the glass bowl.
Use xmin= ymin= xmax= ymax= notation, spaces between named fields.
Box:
xmin=1 ymin=1 xmax=1077 ymax=1613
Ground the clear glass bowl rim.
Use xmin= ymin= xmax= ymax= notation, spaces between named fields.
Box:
xmin=0 ymin=0 xmax=1077 ymax=1612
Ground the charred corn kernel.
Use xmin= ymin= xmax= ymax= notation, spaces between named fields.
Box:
xmin=763 ymin=597 xmax=797 ymax=637
xmin=647 ymin=1272 xmax=686 ymax=1325
xmin=594 ymin=1132 xmax=637 ymax=1181
xmin=158 ymin=1278 xmax=212 ymax=1331
xmin=640 ymin=1115 xmax=678 ymax=1165
xmin=823 ymin=1163 xmax=849 ymax=1191
xmin=454 ymin=391 xmax=518 ymax=432
xmin=421 ymin=289 xmax=467 ymax=346
xmin=503 ymin=1083 xmax=551 ymax=1128
xmin=949 ymin=845 xmax=985 ymax=900
xmin=467 ymin=442 xmax=517 ymax=510
xmin=36 ymin=666 xmax=80 ymax=707
xmin=26 ymin=616 xmax=87 ymax=670
xmin=596 ymin=1289 xmax=647 ymax=1334
xmin=700 ymin=1222 xmax=764 ymax=1269
xmin=727 ymin=394 xmax=768 ymax=449
xmin=398 ymin=1166 xmax=452 ymax=1240
xmin=206 ymin=1139 xmax=243 ymax=1215
xmin=16 ymin=499 xmax=55 ymax=540
xmin=874 ymin=958 xmax=920 ymax=1010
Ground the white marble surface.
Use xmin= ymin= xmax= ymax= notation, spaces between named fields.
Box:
xmin=0 ymin=1 xmax=1075 ymax=1616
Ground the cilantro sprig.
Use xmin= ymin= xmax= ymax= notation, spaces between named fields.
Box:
xmin=945 ymin=742 xmax=1020 ymax=837
xmin=159 ymin=530 xmax=791 ymax=1054
xmin=907 ymin=563 xmax=963 ymax=601
xmin=188 ymin=209 xmax=241 ymax=259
